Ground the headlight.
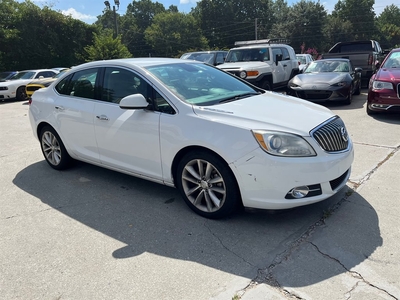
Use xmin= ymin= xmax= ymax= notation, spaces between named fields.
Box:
xmin=289 ymin=82 xmax=300 ymax=88
xmin=372 ymin=80 xmax=393 ymax=90
xmin=331 ymin=82 xmax=347 ymax=87
xmin=239 ymin=71 xmax=247 ymax=79
xmin=252 ymin=130 xmax=316 ymax=157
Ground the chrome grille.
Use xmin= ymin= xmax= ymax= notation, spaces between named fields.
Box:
xmin=311 ymin=117 xmax=349 ymax=152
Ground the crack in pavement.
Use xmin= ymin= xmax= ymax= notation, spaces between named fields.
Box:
xmin=309 ymin=242 xmax=398 ymax=299
xmin=233 ymin=145 xmax=400 ymax=299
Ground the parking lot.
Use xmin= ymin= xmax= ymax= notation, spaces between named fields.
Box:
xmin=1 ymin=90 xmax=399 ymax=299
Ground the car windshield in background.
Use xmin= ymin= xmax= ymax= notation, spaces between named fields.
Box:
xmin=146 ymin=63 xmax=259 ymax=106
xmin=181 ymin=53 xmax=215 ymax=65
xmin=304 ymin=60 xmax=349 ymax=73
xmin=225 ymin=48 xmax=270 ymax=62
xmin=382 ymin=52 xmax=400 ymax=68
xmin=10 ymin=71 xmax=36 ymax=80
xmin=296 ymin=56 xmax=307 ymax=64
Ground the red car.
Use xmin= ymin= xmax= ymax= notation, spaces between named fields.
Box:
xmin=367 ymin=48 xmax=400 ymax=115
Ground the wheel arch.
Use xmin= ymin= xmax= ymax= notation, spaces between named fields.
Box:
xmin=171 ymin=145 xmax=242 ymax=200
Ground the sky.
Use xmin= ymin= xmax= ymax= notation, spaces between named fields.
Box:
xmin=21 ymin=0 xmax=397 ymax=24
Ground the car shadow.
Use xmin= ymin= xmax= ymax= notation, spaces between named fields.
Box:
xmin=13 ymin=160 xmax=382 ymax=288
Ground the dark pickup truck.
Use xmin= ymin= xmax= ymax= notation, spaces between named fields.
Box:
xmin=322 ymin=40 xmax=385 ymax=84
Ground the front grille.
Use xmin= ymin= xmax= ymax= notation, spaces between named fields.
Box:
xmin=330 ymin=169 xmax=349 ymax=191
xmin=311 ymin=117 xmax=349 ymax=152
xmin=226 ymin=70 xmax=240 ymax=77
xmin=26 ymin=86 xmax=42 ymax=92
xmin=297 ymin=91 xmax=332 ymax=100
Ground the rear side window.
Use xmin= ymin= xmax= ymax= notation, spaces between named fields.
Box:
xmin=55 ymin=68 xmax=98 ymax=100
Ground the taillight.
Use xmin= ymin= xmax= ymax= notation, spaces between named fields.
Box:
xmin=368 ymin=54 xmax=373 ymax=65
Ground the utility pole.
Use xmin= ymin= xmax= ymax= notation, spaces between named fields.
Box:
xmin=104 ymin=0 xmax=120 ymax=38
xmin=255 ymin=18 xmax=258 ymax=40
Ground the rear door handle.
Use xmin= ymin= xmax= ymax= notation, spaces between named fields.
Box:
xmin=55 ymin=106 xmax=64 ymax=111
xmin=96 ymin=115 xmax=109 ymax=121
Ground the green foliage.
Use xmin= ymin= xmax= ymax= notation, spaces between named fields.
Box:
xmin=376 ymin=5 xmax=400 ymax=49
xmin=0 ymin=0 xmax=399 ymax=71
xmin=84 ymin=32 xmax=132 ymax=61
xmin=144 ymin=12 xmax=208 ymax=57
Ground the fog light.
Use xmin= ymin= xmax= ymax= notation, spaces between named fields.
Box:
xmin=290 ymin=186 xmax=309 ymax=199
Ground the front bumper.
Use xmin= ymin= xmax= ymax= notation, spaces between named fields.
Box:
xmin=367 ymin=87 xmax=400 ymax=113
xmin=288 ymin=85 xmax=351 ymax=102
xmin=231 ymin=144 xmax=354 ymax=210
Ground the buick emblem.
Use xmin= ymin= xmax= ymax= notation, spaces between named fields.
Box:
xmin=340 ymin=127 xmax=348 ymax=142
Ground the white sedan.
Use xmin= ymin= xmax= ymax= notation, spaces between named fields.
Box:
xmin=296 ymin=54 xmax=315 ymax=72
xmin=29 ymin=58 xmax=353 ymax=219
xmin=0 ymin=69 xmax=57 ymax=101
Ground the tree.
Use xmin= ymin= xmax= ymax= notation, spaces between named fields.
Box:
xmin=84 ymin=31 xmax=132 ymax=61
xmin=144 ymin=12 xmax=208 ymax=57
xmin=120 ymin=0 xmax=166 ymax=57
xmin=283 ymin=0 xmax=327 ymax=54
xmin=331 ymin=0 xmax=376 ymax=40
xmin=376 ymin=5 xmax=400 ymax=48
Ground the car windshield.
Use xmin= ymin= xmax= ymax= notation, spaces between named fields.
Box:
xmin=304 ymin=60 xmax=349 ymax=73
xmin=382 ymin=52 xmax=400 ymax=68
xmin=9 ymin=71 xmax=36 ymax=80
xmin=181 ymin=53 xmax=215 ymax=65
xmin=146 ymin=63 xmax=259 ymax=106
xmin=296 ymin=56 xmax=307 ymax=64
xmin=225 ymin=48 xmax=270 ymax=62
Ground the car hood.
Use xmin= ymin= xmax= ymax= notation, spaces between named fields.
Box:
xmin=217 ymin=61 xmax=268 ymax=70
xmin=291 ymin=73 xmax=347 ymax=87
xmin=0 ymin=78 xmax=32 ymax=87
xmin=375 ymin=67 xmax=400 ymax=82
xmin=192 ymin=92 xmax=334 ymax=136
xmin=27 ymin=77 xmax=56 ymax=85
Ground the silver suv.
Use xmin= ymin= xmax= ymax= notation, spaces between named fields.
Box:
xmin=217 ymin=39 xmax=299 ymax=90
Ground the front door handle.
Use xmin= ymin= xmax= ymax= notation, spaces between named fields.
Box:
xmin=55 ymin=106 xmax=64 ymax=111
xmin=96 ymin=115 xmax=109 ymax=121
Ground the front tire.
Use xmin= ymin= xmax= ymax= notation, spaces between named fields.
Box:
xmin=366 ymin=104 xmax=377 ymax=115
xmin=343 ymin=85 xmax=353 ymax=105
xmin=40 ymin=126 xmax=71 ymax=170
xmin=354 ymin=80 xmax=361 ymax=95
xmin=176 ymin=150 xmax=241 ymax=219
xmin=16 ymin=87 xmax=26 ymax=101
xmin=261 ymin=79 xmax=271 ymax=91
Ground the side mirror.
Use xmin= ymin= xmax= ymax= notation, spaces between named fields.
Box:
xmin=275 ymin=54 xmax=283 ymax=66
xmin=355 ymin=67 xmax=363 ymax=73
xmin=375 ymin=61 xmax=381 ymax=70
xmin=119 ymin=94 xmax=150 ymax=110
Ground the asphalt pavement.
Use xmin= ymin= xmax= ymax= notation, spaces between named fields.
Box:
xmin=0 ymin=91 xmax=399 ymax=300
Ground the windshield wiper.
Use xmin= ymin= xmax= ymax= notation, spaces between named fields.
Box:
xmin=219 ymin=92 xmax=260 ymax=103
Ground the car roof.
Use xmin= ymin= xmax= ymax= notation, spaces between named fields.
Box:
xmin=230 ymin=44 xmax=290 ymax=50
xmin=315 ymin=58 xmax=351 ymax=62
xmin=71 ymin=57 xmax=198 ymax=70
xmin=19 ymin=69 xmax=59 ymax=72
xmin=184 ymin=51 xmax=227 ymax=54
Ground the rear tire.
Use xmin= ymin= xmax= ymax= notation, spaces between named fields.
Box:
xmin=176 ymin=150 xmax=241 ymax=219
xmin=40 ymin=126 xmax=72 ymax=170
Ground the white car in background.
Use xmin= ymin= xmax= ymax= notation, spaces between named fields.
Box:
xmin=29 ymin=58 xmax=353 ymax=219
xmin=296 ymin=54 xmax=315 ymax=72
xmin=0 ymin=69 xmax=57 ymax=101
